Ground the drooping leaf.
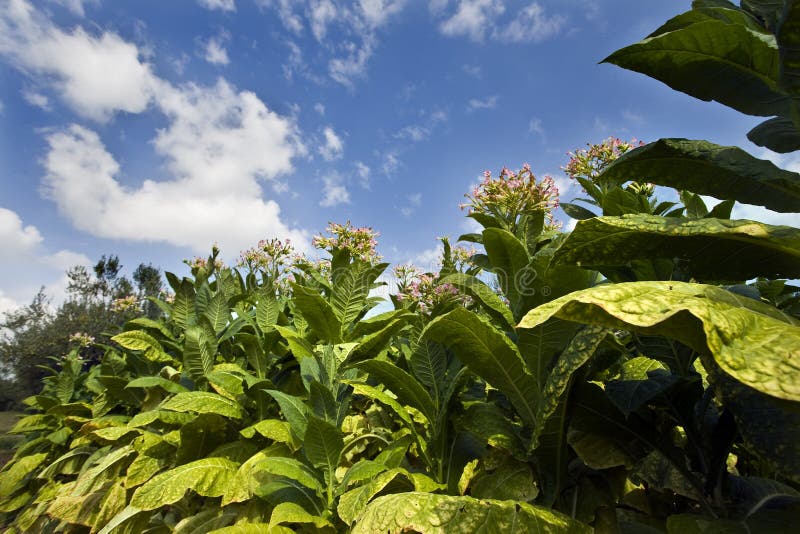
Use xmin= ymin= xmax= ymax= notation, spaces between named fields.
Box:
xmin=605 ymin=356 xmax=681 ymax=416
xmin=603 ymin=12 xmax=788 ymax=117
xmin=351 ymin=492 xmax=592 ymax=533
xmin=269 ymin=501 xmax=333 ymax=529
xmin=518 ymin=281 xmax=800 ymax=403
xmin=291 ymin=284 xmax=342 ymax=343
xmin=130 ymin=457 xmax=238 ymax=511
xmin=439 ymin=272 xmax=516 ymax=329
xmin=265 ymin=390 xmax=310 ymax=439
xmin=561 ymin=202 xmax=597 ymax=220
xmin=556 ymin=214 xmax=800 ymax=280
xmin=598 ymin=138 xmax=800 ymax=213
xmin=161 ymin=391 xmax=243 ymax=419
xmin=482 ymin=228 xmax=531 ymax=317
xmin=747 ymin=116 xmax=800 ymax=152
xmin=344 ymin=313 xmax=411 ymax=365
xmin=356 ymin=360 xmax=437 ymax=423
xmin=424 ymin=308 xmax=539 ymax=426
xmin=126 ymin=376 xmax=188 ymax=394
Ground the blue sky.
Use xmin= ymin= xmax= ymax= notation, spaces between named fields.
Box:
xmin=1 ymin=0 xmax=798 ymax=313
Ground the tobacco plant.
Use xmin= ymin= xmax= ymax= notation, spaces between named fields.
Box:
xmin=1 ymin=1 xmax=799 ymax=532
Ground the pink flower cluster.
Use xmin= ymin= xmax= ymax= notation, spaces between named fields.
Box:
xmin=563 ymin=137 xmax=644 ymax=181
xmin=394 ymin=265 xmax=471 ymax=314
xmin=185 ymin=256 xmax=225 ymax=271
xmin=237 ymin=238 xmax=294 ymax=272
xmin=312 ymin=221 xmax=381 ymax=261
xmin=460 ymin=163 xmax=560 ymax=226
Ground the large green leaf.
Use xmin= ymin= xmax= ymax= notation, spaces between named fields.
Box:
xmin=130 ymin=457 xmax=238 ymax=511
xmin=518 ymin=281 xmax=800 ymax=403
xmin=424 ymin=308 xmax=539 ymax=426
xmin=747 ymin=116 xmax=800 ymax=152
xmin=291 ymin=284 xmax=342 ymax=343
xmin=172 ymin=278 xmax=196 ymax=329
xmin=351 ymin=492 xmax=592 ymax=533
xmin=256 ymin=289 xmax=281 ymax=332
xmin=482 ymin=228 xmax=531 ymax=317
xmin=161 ymin=391 xmax=243 ymax=419
xmin=356 ymin=360 xmax=437 ymax=423
xmin=599 ymin=138 xmax=800 ymax=213
xmin=603 ymin=10 xmax=788 ymax=117
xmin=303 ymin=416 xmax=343 ymax=489
xmin=554 ymin=214 xmax=800 ymax=280
xmin=204 ymin=291 xmax=230 ymax=334
xmin=265 ymin=390 xmax=310 ymax=439
xmin=183 ymin=323 xmax=217 ymax=381
xmin=331 ymin=261 xmax=387 ymax=333
xmin=439 ymin=273 xmax=515 ymax=329
xmin=344 ymin=313 xmax=411 ymax=365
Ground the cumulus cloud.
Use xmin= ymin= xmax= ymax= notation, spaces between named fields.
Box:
xmin=41 ymin=78 xmax=309 ymax=254
xmin=0 ymin=1 xmax=157 ymax=122
xmin=203 ymin=33 xmax=230 ymax=66
xmin=0 ymin=207 xmax=91 ymax=313
xmin=437 ymin=1 xmax=565 ymax=44
xmin=1 ymin=2 xmax=311 ymax=255
xmin=319 ymin=126 xmax=344 ymax=161
xmin=320 ymin=172 xmax=350 ymax=207
xmin=198 ymin=0 xmax=236 ymax=11
xmin=0 ymin=0 xmax=157 ymax=122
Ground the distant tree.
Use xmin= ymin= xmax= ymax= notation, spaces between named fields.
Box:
xmin=0 ymin=255 xmax=163 ymax=406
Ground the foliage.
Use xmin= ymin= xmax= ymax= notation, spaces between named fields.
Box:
xmin=1 ymin=1 xmax=799 ymax=532
xmin=0 ymin=257 xmax=164 ymax=406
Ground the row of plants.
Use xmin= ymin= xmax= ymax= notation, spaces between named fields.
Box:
xmin=1 ymin=1 xmax=799 ymax=531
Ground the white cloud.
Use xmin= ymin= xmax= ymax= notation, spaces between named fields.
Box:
xmin=320 ymin=172 xmax=350 ymax=207
xmin=467 ymin=95 xmax=498 ymax=112
xmin=203 ymin=34 xmax=230 ymax=66
xmin=310 ymin=0 xmax=338 ymax=41
xmin=412 ymin=244 xmax=443 ymax=271
xmin=437 ymin=1 xmax=565 ymax=44
xmin=440 ymin=0 xmax=504 ymax=42
xmin=257 ymin=0 xmax=304 ymax=34
xmin=355 ymin=161 xmax=371 ymax=189
xmin=22 ymin=89 xmax=50 ymax=110
xmin=359 ymin=0 xmax=407 ymax=27
xmin=319 ymin=126 xmax=344 ymax=161
xmin=493 ymin=3 xmax=565 ymax=43
xmin=0 ymin=1 xmax=157 ymax=121
xmin=41 ymin=79 xmax=309 ymax=254
xmin=382 ymin=152 xmax=399 ymax=175
xmin=329 ymin=36 xmax=375 ymax=88
xmin=0 ymin=207 xmax=91 ymax=314
xmin=0 ymin=207 xmax=43 ymax=255
xmin=395 ymin=125 xmax=430 ymax=142
xmin=198 ymin=0 xmax=236 ymax=11
xmin=260 ymin=0 xmax=403 ymax=88
xmin=314 ymin=102 xmax=326 ymax=115
xmin=49 ymin=0 xmax=100 ymax=17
